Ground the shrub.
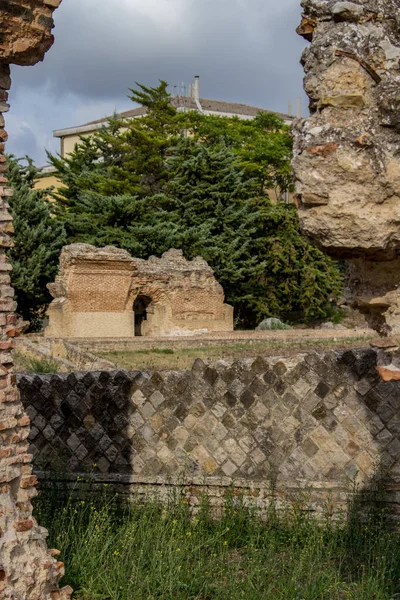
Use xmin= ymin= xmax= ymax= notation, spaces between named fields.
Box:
xmin=15 ymin=354 xmax=61 ymax=373
xmin=256 ymin=317 xmax=291 ymax=331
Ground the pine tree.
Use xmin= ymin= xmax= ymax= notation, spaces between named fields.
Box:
xmin=161 ymin=140 xmax=342 ymax=325
xmin=49 ymin=80 xmax=181 ymax=208
xmin=46 ymin=81 xmax=343 ymax=327
xmin=7 ymin=156 xmax=66 ymax=327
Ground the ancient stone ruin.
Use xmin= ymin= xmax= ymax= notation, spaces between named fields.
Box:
xmin=46 ymin=244 xmax=234 ymax=339
xmin=19 ymin=348 xmax=400 ymax=518
xmin=0 ymin=1 xmax=71 ymax=598
xmin=293 ymin=0 xmax=400 ymax=334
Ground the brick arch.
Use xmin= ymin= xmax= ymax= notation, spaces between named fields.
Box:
xmin=125 ymin=282 xmax=169 ymax=312
xmin=126 ymin=281 xmax=173 ymax=337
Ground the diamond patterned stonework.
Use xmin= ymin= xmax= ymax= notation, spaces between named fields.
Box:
xmin=18 ymin=349 xmax=400 ymax=515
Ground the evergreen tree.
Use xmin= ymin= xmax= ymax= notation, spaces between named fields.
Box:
xmin=46 ymin=81 xmax=343 ymax=326
xmin=49 ymin=80 xmax=181 ymax=207
xmin=7 ymin=156 xmax=66 ymax=326
xmin=161 ymin=140 xmax=342 ymax=325
xmin=182 ymin=110 xmax=294 ymax=199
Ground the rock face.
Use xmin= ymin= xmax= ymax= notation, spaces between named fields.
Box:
xmin=46 ymin=245 xmax=234 ymax=338
xmin=0 ymin=2 xmax=71 ymax=599
xmin=293 ymin=0 xmax=400 ymax=334
xmin=0 ymin=0 xmax=60 ymax=65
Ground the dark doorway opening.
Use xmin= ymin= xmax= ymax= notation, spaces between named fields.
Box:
xmin=134 ymin=295 xmax=152 ymax=337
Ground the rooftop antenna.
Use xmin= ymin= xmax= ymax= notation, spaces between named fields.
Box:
xmin=296 ymin=98 xmax=302 ymax=118
xmin=172 ymin=78 xmax=205 ymax=112
xmin=193 ymin=75 xmax=204 ymax=113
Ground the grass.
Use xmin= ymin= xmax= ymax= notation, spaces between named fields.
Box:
xmin=99 ymin=336 xmax=373 ymax=371
xmin=136 ymin=348 xmax=175 ymax=355
xmin=34 ymin=482 xmax=400 ymax=600
xmin=14 ymin=353 xmax=61 ymax=373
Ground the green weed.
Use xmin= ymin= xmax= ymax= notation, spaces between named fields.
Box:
xmin=15 ymin=354 xmax=61 ymax=373
xmin=136 ymin=348 xmax=175 ymax=355
xmin=34 ymin=483 xmax=400 ymax=600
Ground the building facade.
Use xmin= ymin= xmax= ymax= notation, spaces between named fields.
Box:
xmin=52 ymin=77 xmax=294 ymax=160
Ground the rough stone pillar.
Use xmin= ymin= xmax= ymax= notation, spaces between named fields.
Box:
xmin=0 ymin=2 xmax=71 ymax=598
xmin=293 ymin=0 xmax=400 ymax=334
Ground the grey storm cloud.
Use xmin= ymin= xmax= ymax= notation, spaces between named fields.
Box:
xmin=6 ymin=0 xmax=308 ymax=164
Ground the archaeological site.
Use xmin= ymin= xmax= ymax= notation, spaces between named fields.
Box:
xmin=3 ymin=0 xmax=400 ymax=596
xmin=45 ymin=244 xmax=234 ymax=339
xmin=18 ymin=347 xmax=400 ymax=518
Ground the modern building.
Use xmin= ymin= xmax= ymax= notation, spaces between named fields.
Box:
xmin=52 ymin=77 xmax=294 ymax=160
xmin=37 ymin=77 xmax=295 ymax=202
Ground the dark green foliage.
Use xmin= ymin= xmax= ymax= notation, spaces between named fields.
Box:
xmin=237 ymin=200 xmax=343 ymax=323
xmin=47 ymin=81 xmax=343 ymax=327
xmin=161 ymin=140 xmax=342 ymax=324
xmin=7 ymin=156 xmax=66 ymax=326
xmin=49 ymin=81 xmax=181 ymax=203
xmin=183 ymin=110 xmax=294 ymax=199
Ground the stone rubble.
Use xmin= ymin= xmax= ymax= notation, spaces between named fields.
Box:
xmin=293 ymin=0 xmax=400 ymax=334
xmin=377 ymin=364 xmax=400 ymax=381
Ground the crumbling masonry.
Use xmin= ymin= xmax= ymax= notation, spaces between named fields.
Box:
xmin=45 ymin=245 xmax=234 ymax=339
xmin=293 ymin=0 xmax=400 ymax=334
xmin=0 ymin=2 xmax=70 ymax=599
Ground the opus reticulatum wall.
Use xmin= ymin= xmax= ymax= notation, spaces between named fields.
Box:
xmin=19 ymin=349 xmax=400 ymax=517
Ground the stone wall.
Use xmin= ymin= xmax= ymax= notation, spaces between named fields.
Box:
xmin=0 ymin=0 xmax=59 ymax=65
xmin=46 ymin=244 xmax=234 ymax=339
xmin=0 ymin=1 xmax=71 ymax=598
xmin=293 ymin=0 xmax=400 ymax=334
xmin=18 ymin=348 xmax=400 ymax=516
xmin=42 ymin=327 xmax=374 ymax=354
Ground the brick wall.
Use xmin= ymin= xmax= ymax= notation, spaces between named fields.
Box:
xmin=0 ymin=1 xmax=71 ymax=598
xmin=68 ymin=261 xmax=133 ymax=313
xmin=0 ymin=0 xmax=60 ymax=65
xmin=18 ymin=348 xmax=400 ymax=516
xmin=46 ymin=245 xmax=234 ymax=338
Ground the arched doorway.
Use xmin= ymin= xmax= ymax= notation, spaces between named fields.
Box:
xmin=134 ymin=295 xmax=152 ymax=336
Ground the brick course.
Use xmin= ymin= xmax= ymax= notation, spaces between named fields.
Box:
xmin=0 ymin=1 xmax=71 ymax=598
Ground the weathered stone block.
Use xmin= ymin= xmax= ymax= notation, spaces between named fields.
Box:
xmin=293 ymin=0 xmax=400 ymax=334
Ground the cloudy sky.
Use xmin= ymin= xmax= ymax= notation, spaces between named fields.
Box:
xmin=6 ymin=0 xmax=307 ymax=166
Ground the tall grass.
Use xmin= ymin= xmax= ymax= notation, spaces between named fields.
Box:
xmin=34 ymin=483 xmax=400 ymax=600
xmin=15 ymin=354 xmax=61 ymax=373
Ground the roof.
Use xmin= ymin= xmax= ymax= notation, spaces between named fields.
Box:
xmin=54 ymin=97 xmax=294 ymax=138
